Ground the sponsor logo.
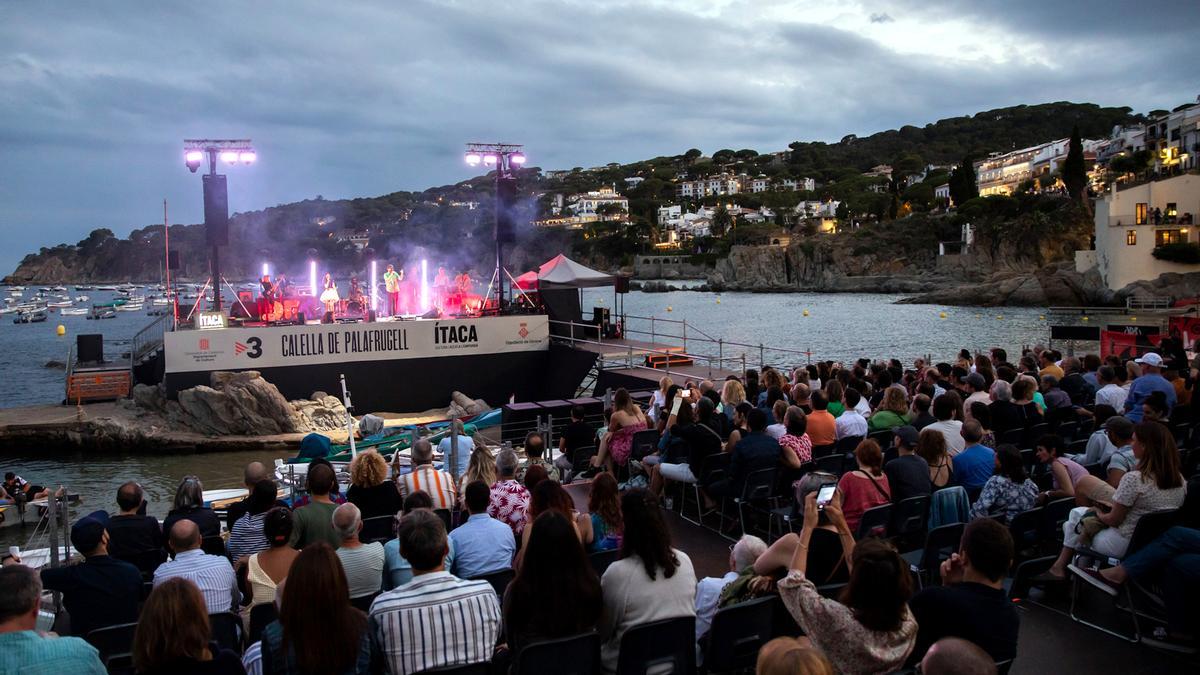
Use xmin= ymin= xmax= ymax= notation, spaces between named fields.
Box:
xmin=518 ymin=322 xmax=529 ymax=339
xmin=433 ymin=322 xmax=478 ymax=345
xmin=198 ymin=338 xmax=210 ymax=351
xmin=235 ymin=337 xmax=263 ymax=358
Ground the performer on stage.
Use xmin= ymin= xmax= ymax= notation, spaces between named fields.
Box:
xmin=433 ymin=266 xmax=451 ymax=310
xmin=258 ymin=274 xmax=276 ymax=320
xmin=275 ymin=274 xmax=291 ymax=298
xmin=383 ymin=264 xmax=401 ymax=316
xmin=320 ymin=272 xmax=339 ymax=315
xmin=348 ymin=276 xmax=365 ymax=312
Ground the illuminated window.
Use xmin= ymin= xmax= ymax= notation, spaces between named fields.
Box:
xmin=1156 ymin=229 xmax=1183 ymax=246
xmin=1167 ymin=203 xmax=1178 ymax=223
xmin=1127 ymin=230 xmax=1137 ymax=245
xmin=1136 ymin=203 xmax=1148 ymax=225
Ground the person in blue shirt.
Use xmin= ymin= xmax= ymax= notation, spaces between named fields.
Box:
xmin=0 ymin=565 xmax=106 ymax=675
xmin=436 ymin=420 xmax=474 ymax=478
xmin=449 ymin=481 xmax=516 ymax=579
xmin=1124 ymin=352 xmax=1176 ymax=422
xmin=705 ymin=408 xmax=781 ymax=499
xmin=952 ymin=421 xmax=996 ymax=492
xmin=383 ymin=491 xmax=455 ymax=590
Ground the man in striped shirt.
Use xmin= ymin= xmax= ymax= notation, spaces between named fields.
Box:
xmin=398 ymin=439 xmax=457 ymax=510
xmin=153 ymin=520 xmax=238 ymax=614
xmin=333 ymin=502 xmax=386 ymax=600
xmin=369 ymin=509 xmax=500 ymax=674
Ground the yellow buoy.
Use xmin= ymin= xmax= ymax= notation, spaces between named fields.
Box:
xmin=997 ymin=315 xmax=1003 ymax=320
xmin=1082 ymin=316 xmax=1089 ymax=322
xmin=1131 ymin=316 xmax=1137 ymax=322
xmin=56 ymin=324 xmax=66 ymax=336
xmin=802 ymin=309 xmax=809 ymax=317
xmin=716 ymin=298 xmax=721 ymax=304
xmin=939 ymin=311 xmax=947 ymax=319
xmin=1038 ymin=315 xmax=1045 ymax=321
xmin=666 ymin=306 xmax=673 ymax=312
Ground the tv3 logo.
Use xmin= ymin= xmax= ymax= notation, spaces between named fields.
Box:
xmin=234 ymin=337 xmax=263 ymax=358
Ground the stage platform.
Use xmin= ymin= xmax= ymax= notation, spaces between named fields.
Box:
xmin=567 ymin=338 xmax=686 ymax=362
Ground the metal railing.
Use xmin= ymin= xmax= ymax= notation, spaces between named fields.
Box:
xmin=131 ymin=313 xmax=172 ymax=366
xmin=616 ymin=313 xmax=816 ymax=370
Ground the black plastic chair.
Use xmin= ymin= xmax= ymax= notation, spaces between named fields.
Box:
xmin=1039 ymin=497 xmax=1076 ymax=545
xmin=997 ymin=428 xmax=1023 ymax=446
xmin=867 ymin=429 xmax=894 ymax=449
xmin=512 ymin=631 xmax=600 ymax=675
xmin=572 ymin=446 xmax=597 ymax=474
xmin=589 ymin=549 xmax=620 ymax=577
xmin=361 ymin=515 xmax=395 ymax=544
xmin=814 ymin=454 xmax=844 ymax=477
xmin=247 ymin=602 xmax=278 ymax=645
xmin=856 ymin=503 xmax=892 ymax=540
xmin=470 ymin=568 xmax=515 ymax=598
xmin=201 ymin=534 xmax=227 ymax=558
xmin=1083 ymin=462 xmax=1105 ymax=479
xmin=1057 ymin=421 xmax=1079 ymax=442
xmin=1007 ymin=506 xmax=1044 ymax=560
xmin=901 ymin=523 xmax=964 ymax=588
xmin=721 ymin=467 xmax=777 ymax=537
xmin=616 ymin=615 xmax=696 ymax=675
xmin=704 ymin=595 xmax=775 ymax=672
xmin=810 ymin=443 xmax=837 ymax=458
xmin=350 ymin=591 xmax=380 ymax=612
xmin=115 ymin=548 xmax=167 ymax=577
xmin=836 ymin=435 xmax=864 ymax=456
xmin=888 ymin=495 xmax=929 ymax=547
xmin=414 ymin=663 xmax=490 ymax=674
xmin=630 ymin=429 xmax=661 ymax=461
xmin=209 ymin=611 xmax=244 ymax=655
xmin=434 ymin=508 xmax=454 ymax=533
xmin=1023 ymin=423 xmax=1049 ymax=449
xmin=85 ymin=622 xmax=138 ymax=674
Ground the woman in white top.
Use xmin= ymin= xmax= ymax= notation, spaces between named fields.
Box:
xmin=598 ymin=488 xmax=696 ymax=673
xmin=237 ymin=507 xmax=298 ymax=621
xmin=650 ymin=376 xmax=674 ymax=424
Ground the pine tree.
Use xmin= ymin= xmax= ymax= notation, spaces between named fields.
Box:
xmin=948 ymin=154 xmax=978 ymax=206
xmin=1063 ymin=125 xmax=1088 ymax=206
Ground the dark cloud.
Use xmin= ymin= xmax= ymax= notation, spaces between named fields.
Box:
xmin=0 ymin=0 xmax=1197 ymax=273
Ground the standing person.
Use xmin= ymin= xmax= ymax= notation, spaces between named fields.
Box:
xmin=370 ymin=510 xmax=501 ymax=674
xmin=290 ymin=463 xmax=342 ymax=549
xmin=261 ymin=543 xmax=373 ymax=674
xmin=777 ymin=492 xmax=917 ymax=673
xmin=40 ymin=512 xmax=141 ymax=637
xmin=1125 ymin=353 xmax=1176 ymax=422
xmin=504 ymin=510 xmax=603 ymax=663
xmin=432 ymin=266 xmax=451 ymax=311
xmin=598 ymin=489 xmax=697 ymax=674
xmin=383 ymin=264 xmax=401 ymax=317
xmin=132 ymin=578 xmax=246 ymax=675
xmin=320 ymin=272 xmax=339 ymax=316
xmin=333 ymin=503 xmax=387 ymax=602
xmin=0 ymin=565 xmax=106 ymax=674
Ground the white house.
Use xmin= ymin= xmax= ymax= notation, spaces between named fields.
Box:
xmin=934 ymin=183 xmax=951 ymax=203
xmin=571 ymin=186 xmax=629 ymax=218
xmin=623 ymin=176 xmax=645 ymax=188
xmin=657 ymin=204 xmax=682 ymax=226
xmin=1093 ymin=173 xmax=1200 ymax=291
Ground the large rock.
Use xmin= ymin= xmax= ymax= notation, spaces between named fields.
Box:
xmin=292 ymin=395 xmax=349 ymax=431
xmin=447 ymin=391 xmax=491 ymax=419
xmin=164 ymin=370 xmax=318 ymax=436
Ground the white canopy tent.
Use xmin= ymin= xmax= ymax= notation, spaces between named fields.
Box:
xmin=535 ymin=254 xmax=616 ymax=288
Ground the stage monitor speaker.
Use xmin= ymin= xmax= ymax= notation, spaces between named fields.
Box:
xmin=77 ymin=334 xmax=103 ymax=363
xmin=615 ymin=275 xmax=630 ymax=294
xmin=203 ymin=173 xmax=229 ymax=247
xmin=593 ymin=306 xmax=610 ymax=326
xmin=167 ymin=250 xmax=181 ymax=270
xmin=495 ymin=176 xmax=518 ymax=244
xmin=420 ymin=308 xmax=441 ymax=319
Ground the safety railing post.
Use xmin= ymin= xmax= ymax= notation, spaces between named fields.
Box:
xmin=759 ymin=343 xmax=765 ymax=369
xmin=651 ymin=316 xmax=656 ymax=344
xmin=741 ymin=353 xmax=746 ymax=376
xmin=682 ymin=321 xmax=687 ymax=352
xmin=718 ymin=339 xmax=723 ymax=373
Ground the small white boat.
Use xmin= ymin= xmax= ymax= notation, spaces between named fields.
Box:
xmin=95 ymin=285 xmax=118 ymax=291
xmin=74 ymin=285 xmax=94 ymax=291
xmin=75 ymin=295 xmax=90 ymax=303
xmin=59 ymin=307 xmax=88 ymax=316
xmin=116 ymin=303 xmax=144 ymax=312
xmin=150 ymin=297 xmax=170 ymax=306
xmin=9 ymin=285 xmax=26 ymax=291
xmin=46 ymin=300 xmax=72 ymax=308
xmin=50 ymin=286 xmax=67 ymax=292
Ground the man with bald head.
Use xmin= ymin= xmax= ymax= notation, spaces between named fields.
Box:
xmin=399 ymin=438 xmax=457 ymax=510
xmin=332 ymin=502 xmax=385 ymax=600
xmin=152 ymin=520 xmax=237 ymax=614
xmin=920 ymin=638 xmax=997 ymax=675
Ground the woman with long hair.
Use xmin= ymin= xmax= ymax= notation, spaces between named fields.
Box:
xmin=459 ymin=439 xmax=497 ymax=498
xmin=1010 ymin=377 xmax=1045 ymax=424
xmin=835 ymin=439 xmax=891 ymax=533
xmin=916 ymin=428 xmax=954 ymax=488
xmin=347 ymin=450 xmax=401 ymax=520
xmin=227 ymin=479 xmax=279 ymax=563
xmin=974 ymin=354 xmax=996 ymax=388
xmin=721 ymin=379 xmax=747 ymax=423
xmin=778 ymin=491 xmax=917 ymax=673
xmin=519 ymin=479 xmax=581 ymax=556
xmin=320 ymin=272 xmax=339 ymax=314
xmin=504 ymin=511 xmax=603 ymax=660
xmin=1039 ymin=421 xmax=1187 ymax=581
xmin=969 ymin=445 xmax=1037 ymax=523
xmin=578 ymin=472 xmax=623 ymax=552
xmin=824 ymin=380 xmax=846 ymax=418
xmin=598 ymin=489 xmax=696 ymax=674
xmin=867 ymin=387 xmax=910 ymax=431
xmin=591 ymin=388 xmax=648 ymax=473
xmin=237 ymin=507 xmax=298 ymax=622
xmin=261 ymin=542 xmax=372 ymax=674
xmin=133 ymin=578 xmax=245 ymax=674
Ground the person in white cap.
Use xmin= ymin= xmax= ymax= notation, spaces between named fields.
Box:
xmin=1124 ymin=352 xmax=1176 ymax=422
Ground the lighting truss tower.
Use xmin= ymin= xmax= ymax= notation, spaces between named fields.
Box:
xmin=184 ymin=139 xmax=256 ymax=312
xmin=465 ymin=142 xmax=525 ymax=310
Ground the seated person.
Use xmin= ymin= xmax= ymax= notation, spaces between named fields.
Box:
xmin=695 ymin=535 xmax=766 ymax=641
xmin=105 ymin=481 xmax=164 ymax=572
xmin=41 ymin=511 xmax=142 ymax=636
xmin=3 ymin=473 xmax=49 ymax=501
xmin=920 ymin=637 xmax=999 ymax=675
xmin=951 ymin=421 xmax=995 ymax=492
xmin=969 ymin=446 xmax=1037 ymax=524
xmin=908 ymin=518 xmax=1020 ymax=664
xmin=0 ymin=566 xmax=107 ymax=673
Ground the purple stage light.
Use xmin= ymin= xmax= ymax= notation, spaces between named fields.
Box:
xmin=239 ymin=151 xmax=257 ymax=164
xmin=465 ymin=152 xmax=481 ymax=167
xmin=483 ymin=154 xmax=498 ymax=166
xmin=510 ymin=152 xmax=526 ymax=165
xmin=219 ymin=150 xmax=239 ymax=164
xmin=185 ymin=150 xmax=204 ymax=163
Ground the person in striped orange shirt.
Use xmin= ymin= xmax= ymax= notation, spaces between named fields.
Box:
xmin=398 ymin=439 xmax=457 ymax=510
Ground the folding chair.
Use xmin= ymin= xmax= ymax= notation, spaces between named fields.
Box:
xmin=209 ymin=611 xmax=244 ymax=655
xmin=85 ymin=622 xmax=138 ymax=675
xmin=589 ymin=549 xmax=620 ymax=577
xmin=470 ymin=568 xmax=515 ymax=599
xmin=684 ymin=453 xmax=728 ymax=526
xmin=630 ymin=429 xmax=661 ymax=462
xmin=720 ymin=467 xmax=777 ymax=538
xmin=888 ymin=495 xmax=930 ymax=547
xmin=855 ymin=503 xmax=892 ymax=540
xmin=1007 ymin=506 xmax=1044 ymax=561
xmin=247 ymin=602 xmax=278 ymax=645
xmin=901 ymin=523 xmax=964 ymax=588
xmin=360 ymin=515 xmax=395 ymax=544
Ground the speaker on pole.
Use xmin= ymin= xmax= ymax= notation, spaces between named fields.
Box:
xmin=77 ymin=334 xmax=104 ymax=363
xmin=203 ymin=174 xmax=229 ymax=247
xmin=167 ymin=250 xmax=181 ymax=270
xmin=495 ymin=176 xmax=517 ymax=244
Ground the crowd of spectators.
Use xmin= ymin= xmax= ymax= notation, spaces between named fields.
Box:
xmin=3 ymin=343 xmax=1199 ymax=673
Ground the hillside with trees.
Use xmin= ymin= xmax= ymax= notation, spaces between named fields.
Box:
xmin=6 ymin=101 xmax=1140 ymax=283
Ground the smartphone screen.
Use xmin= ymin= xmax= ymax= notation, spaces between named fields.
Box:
xmin=816 ymin=483 xmax=836 ymax=509
xmin=681 ymin=390 xmax=691 ymax=398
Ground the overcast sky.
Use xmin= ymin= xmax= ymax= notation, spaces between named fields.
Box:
xmin=1 ymin=0 xmax=1197 ymax=274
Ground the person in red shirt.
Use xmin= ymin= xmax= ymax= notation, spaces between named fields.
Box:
xmin=837 ymin=439 xmax=892 ymax=534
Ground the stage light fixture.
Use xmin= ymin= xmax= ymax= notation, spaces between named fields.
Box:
xmin=465 ymin=152 xmax=482 ymax=167
xmin=262 ymin=262 xmax=270 ymax=277
xmin=239 ymin=151 xmax=257 ymax=164
xmin=219 ymin=150 xmax=239 ymax=164
xmin=420 ymin=259 xmax=429 ymax=312
xmin=185 ymin=150 xmax=204 ymax=172
xmin=309 ymin=259 xmax=318 ymax=296
xmin=510 ymin=152 xmax=526 ymax=165
xmin=370 ymin=260 xmax=378 ymax=312
xmin=483 ymin=154 xmax=498 ymax=166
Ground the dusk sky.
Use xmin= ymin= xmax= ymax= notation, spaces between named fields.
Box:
xmin=2 ymin=0 xmax=1197 ymax=274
